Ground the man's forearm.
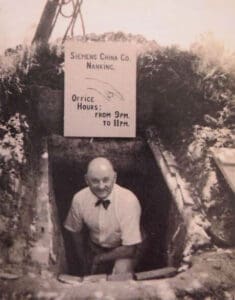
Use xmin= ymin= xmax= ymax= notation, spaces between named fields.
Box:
xmin=95 ymin=245 xmax=136 ymax=264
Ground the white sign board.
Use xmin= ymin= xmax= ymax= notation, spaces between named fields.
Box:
xmin=64 ymin=41 xmax=136 ymax=137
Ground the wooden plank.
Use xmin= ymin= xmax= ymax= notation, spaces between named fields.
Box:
xmin=211 ymin=147 xmax=235 ymax=194
xmin=135 ymin=267 xmax=177 ymax=281
xmin=58 ymin=274 xmax=82 ymax=285
xmin=32 ymin=0 xmax=59 ymax=44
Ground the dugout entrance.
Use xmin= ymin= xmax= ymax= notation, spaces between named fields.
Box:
xmin=48 ymin=134 xmax=183 ymax=276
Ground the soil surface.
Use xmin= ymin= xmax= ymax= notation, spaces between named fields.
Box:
xmin=1 ymin=248 xmax=235 ymax=300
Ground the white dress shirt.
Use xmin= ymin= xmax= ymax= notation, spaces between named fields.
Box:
xmin=64 ymin=184 xmax=142 ymax=248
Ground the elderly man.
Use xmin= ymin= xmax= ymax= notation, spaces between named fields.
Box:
xmin=64 ymin=157 xmax=142 ymax=275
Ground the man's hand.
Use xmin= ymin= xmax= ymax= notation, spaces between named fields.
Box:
xmin=91 ymin=245 xmax=138 ymax=274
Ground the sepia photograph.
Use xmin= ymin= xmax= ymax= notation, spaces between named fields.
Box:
xmin=0 ymin=1 xmax=235 ymax=299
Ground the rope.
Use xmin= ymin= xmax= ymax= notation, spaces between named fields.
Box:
xmin=46 ymin=0 xmax=86 ymax=44
xmin=78 ymin=1 xmax=86 ymax=38
xmin=60 ymin=0 xmax=86 ymax=43
xmin=59 ymin=0 xmax=75 ymax=18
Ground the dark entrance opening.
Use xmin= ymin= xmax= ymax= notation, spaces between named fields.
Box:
xmin=49 ymin=136 xmax=172 ymax=275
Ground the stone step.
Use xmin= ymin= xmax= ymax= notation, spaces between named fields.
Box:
xmin=83 ymin=273 xmax=107 ymax=282
xmin=107 ymin=272 xmax=134 ymax=281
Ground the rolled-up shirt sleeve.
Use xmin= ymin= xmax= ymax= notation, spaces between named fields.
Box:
xmin=119 ymin=195 xmax=142 ymax=246
xmin=64 ymin=197 xmax=83 ymax=233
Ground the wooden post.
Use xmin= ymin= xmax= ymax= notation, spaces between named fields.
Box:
xmin=32 ymin=0 xmax=60 ymax=45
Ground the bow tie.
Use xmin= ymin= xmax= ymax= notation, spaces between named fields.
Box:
xmin=95 ymin=199 xmax=111 ymax=210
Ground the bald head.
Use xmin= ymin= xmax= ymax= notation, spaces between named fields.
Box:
xmin=87 ymin=157 xmax=114 ymax=177
xmin=85 ymin=157 xmax=116 ymax=199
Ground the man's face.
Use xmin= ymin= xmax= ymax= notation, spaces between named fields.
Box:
xmin=85 ymin=163 xmax=116 ymax=200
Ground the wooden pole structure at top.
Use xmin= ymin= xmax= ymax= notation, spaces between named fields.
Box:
xmin=32 ymin=0 xmax=60 ymax=45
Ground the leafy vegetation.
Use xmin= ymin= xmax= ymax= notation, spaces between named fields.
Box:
xmin=1 ymin=32 xmax=234 ymax=134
